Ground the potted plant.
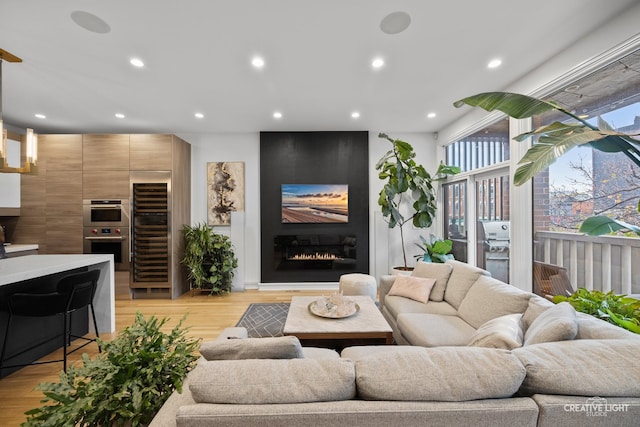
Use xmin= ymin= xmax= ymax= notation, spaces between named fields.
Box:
xmin=182 ymin=222 xmax=238 ymax=295
xmin=376 ymin=133 xmax=460 ymax=271
xmin=453 ymin=92 xmax=640 ymax=236
xmin=23 ymin=312 xmax=201 ymax=426
xmin=414 ymin=234 xmax=454 ymax=263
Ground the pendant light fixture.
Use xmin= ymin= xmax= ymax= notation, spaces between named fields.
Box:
xmin=0 ymin=48 xmax=38 ymax=174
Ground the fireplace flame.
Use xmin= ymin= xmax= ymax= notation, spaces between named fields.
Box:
xmin=289 ymin=252 xmax=338 ymax=260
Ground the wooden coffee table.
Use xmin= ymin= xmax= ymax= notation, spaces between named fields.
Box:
xmin=283 ymin=296 xmax=393 ymax=349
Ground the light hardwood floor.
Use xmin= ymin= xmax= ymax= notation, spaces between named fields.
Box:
xmin=0 ymin=289 xmax=323 ymax=427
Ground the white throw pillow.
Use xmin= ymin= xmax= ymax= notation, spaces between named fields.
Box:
xmin=388 ymin=275 xmax=436 ymax=303
xmin=523 ymin=302 xmax=577 ymax=346
xmin=411 ymin=261 xmax=453 ymax=302
xmin=468 ymin=313 xmax=524 ymax=350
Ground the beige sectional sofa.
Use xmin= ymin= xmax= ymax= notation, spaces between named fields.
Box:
xmin=151 ymin=260 xmax=640 ymax=427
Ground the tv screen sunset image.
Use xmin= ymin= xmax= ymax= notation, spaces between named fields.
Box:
xmin=281 ymin=184 xmax=348 ymax=223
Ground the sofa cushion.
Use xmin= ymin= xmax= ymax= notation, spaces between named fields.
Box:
xmin=514 ymin=339 xmax=640 ymax=396
xmin=457 ymin=276 xmax=531 ymax=329
xmin=523 ymin=302 xmax=577 ymax=346
xmin=199 ymin=335 xmax=304 ymax=360
xmin=521 ymin=295 xmax=554 ymax=332
xmin=384 ymin=295 xmax=458 ymax=319
xmin=189 ymin=358 xmax=356 ymax=404
xmin=354 ymin=346 xmax=525 ymax=401
xmin=468 ymin=313 xmax=524 ymax=350
xmin=411 ymin=261 xmax=453 ymax=302
xmin=397 ymin=313 xmax=476 ymax=347
xmin=388 ymin=275 xmax=436 ymax=303
xmin=443 ymin=259 xmax=491 ymax=309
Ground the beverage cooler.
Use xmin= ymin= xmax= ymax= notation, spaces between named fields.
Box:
xmin=130 ymin=171 xmax=172 ymax=297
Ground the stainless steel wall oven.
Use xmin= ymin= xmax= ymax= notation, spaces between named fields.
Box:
xmin=82 ymin=199 xmax=129 ymax=228
xmin=83 ymin=199 xmax=130 ymax=271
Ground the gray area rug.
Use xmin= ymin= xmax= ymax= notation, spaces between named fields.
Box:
xmin=235 ymin=303 xmax=290 ymax=338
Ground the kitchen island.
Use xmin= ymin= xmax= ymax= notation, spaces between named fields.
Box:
xmin=0 ymin=254 xmax=114 ymax=377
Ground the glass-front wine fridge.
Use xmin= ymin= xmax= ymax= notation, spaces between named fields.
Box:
xmin=130 ymin=171 xmax=172 ymax=297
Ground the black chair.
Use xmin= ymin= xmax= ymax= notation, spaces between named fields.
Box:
xmin=0 ymin=269 xmax=102 ymax=373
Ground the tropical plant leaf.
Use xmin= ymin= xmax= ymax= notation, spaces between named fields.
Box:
xmin=453 ymin=92 xmax=565 ymax=119
xmin=579 ymin=216 xmax=640 ymax=236
xmin=513 ymin=128 xmax=609 ymax=186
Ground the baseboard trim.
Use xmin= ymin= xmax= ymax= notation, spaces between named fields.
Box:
xmin=258 ymin=282 xmax=339 ymax=291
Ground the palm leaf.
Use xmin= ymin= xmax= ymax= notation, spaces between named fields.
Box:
xmin=513 ymin=128 xmax=608 ymax=185
xmin=579 ymin=216 xmax=640 ymax=236
xmin=453 ymin=92 xmax=565 ymax=119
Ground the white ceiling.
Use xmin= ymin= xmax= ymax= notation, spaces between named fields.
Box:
xmin=1 ymin=0 xmax=638 ymax=135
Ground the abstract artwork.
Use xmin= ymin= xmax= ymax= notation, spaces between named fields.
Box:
xmin=281 ymin=184 xmax=348 ymax=223
xmin=207 ymin=162 xmax=245 ymax=225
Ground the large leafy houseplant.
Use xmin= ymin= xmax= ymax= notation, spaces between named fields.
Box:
xmin=376 ymin=133 xmax=460 ymax=269
xmin=553 ymin=288 xmax=640 ymax=334
xmin=182 ymin=222 xmax=238 ymax=295
xmin=453 ymin=92 xmax=640 ymax=235
xmin=23 ymin=313 xmax=201 ymax=426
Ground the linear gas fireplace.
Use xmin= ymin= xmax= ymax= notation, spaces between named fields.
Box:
xmin=274 ymin=234 xmax=357 ymax=272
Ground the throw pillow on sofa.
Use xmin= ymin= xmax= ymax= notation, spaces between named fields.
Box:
xmin=523 ymin=302 xmax=577 ymax=346
xmin=521 ymin=295 xmax=554 ymax=332
xmin=388 ymin=275 xmax=436 ymax=303
xmin=199 ymin=335 xmax=304 ymax=360
xmin=468 ymin=313 xmax=524 ymax=350
xmin=411 ymin=261 xmax=453 ymax=302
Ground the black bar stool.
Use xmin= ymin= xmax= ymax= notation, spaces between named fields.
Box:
xmin=0 ymin=269 xmax=102 ymax=373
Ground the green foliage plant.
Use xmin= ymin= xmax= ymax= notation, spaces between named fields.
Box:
xmin=454 ymin=92 xmax=640 ymax=236
xmin=23 ymin=312 xmax=201 ymax=426
xmin=376 ymin=132 xmax=460 ymax=269
xmin=414 ymin=234 xmax=454 ymax=263
xmin=553 ymin=288 xmax=640 ymax=334
xmin=182 ymin=222 xmax=238 ymax=295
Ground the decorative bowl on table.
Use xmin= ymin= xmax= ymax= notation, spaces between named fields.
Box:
xmin=308 ymin=292 xmax=359 ymax=318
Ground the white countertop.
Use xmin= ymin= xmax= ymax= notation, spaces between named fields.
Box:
xmin=0 ymin=254 xmax=111 ymax=286
xmin=4 ymin=243 xmax=39 ymax=254
xmin=0 ymin=254 xmax=116 ymax=333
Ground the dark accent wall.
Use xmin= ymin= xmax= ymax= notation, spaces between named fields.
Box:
xmin=260 ymin=131 xmax=369 ymax=282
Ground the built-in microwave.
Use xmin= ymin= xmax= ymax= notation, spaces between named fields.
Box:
xmin=83 ymin=199 xmax=130 ymax=228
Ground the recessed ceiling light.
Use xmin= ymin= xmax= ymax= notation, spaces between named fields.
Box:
xmin=130 ymin=58 xmax=145 ymax=68
xmin=351 ymin=112 xmax=360 ymax=119
xmin=487 ymin=58 xmax=502 ymax=69
xmin=427 ymin=112 xmax=436 ymax=119
xmin=194 ymin=112 xmax=204 ymax=119
xmin=115 ymin=113 xmax=125 ymax=119
xmin=372 ymin=58 xmax=385 ymax=69
xmin=35 ymin=113 xmax=46 ymax=119
xmin=251 ymin=56 xmax=265 ymax=68
xmin=380 ymin=11 xmax=411 ymax=35
xmin=273 ymin=111 xmax=282 ymax=119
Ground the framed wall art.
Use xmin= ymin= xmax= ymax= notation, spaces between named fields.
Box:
xmin=207 ymin=161 xmax=245 ymax=226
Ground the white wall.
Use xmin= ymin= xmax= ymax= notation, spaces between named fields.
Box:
xmin=178 ymin=130 xmax=439 ymax=286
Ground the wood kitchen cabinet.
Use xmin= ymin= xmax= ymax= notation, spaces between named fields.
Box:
xmin=82 ymin=134 xmax=130 ymax=171
xmin=82 ymin=170 xmax=130 ymax=199
xmin=13 ymin=135 xmax=83 ymax=254
xmin=130 ymin=134 xmax=173 ymax=170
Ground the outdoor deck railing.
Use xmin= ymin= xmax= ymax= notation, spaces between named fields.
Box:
xmin=535 ymin=231 xmax=640 ymax=295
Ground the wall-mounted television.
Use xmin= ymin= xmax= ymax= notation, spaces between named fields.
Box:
xmin=281 ymin=184 xmax=348 ymax=223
